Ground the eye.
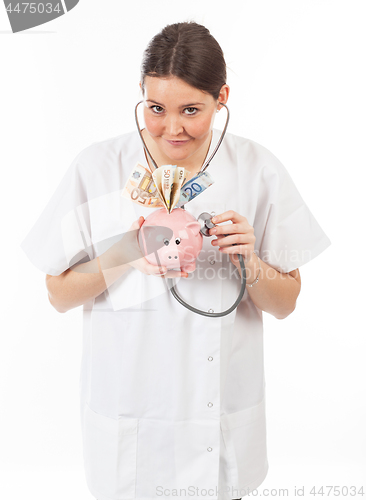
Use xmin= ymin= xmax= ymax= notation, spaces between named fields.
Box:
xmin=163 ymin=238 xmax=170 ymax=246
xmin=175 ymin=237 xmax=181 ymax=245
xmin=183 ymin=107 xmax=198 ymax=115
xmin=151 ymin=105 xmax=165 ymax=114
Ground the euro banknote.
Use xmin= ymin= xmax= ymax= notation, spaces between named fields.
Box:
xmin=176 ymin=171 xmax=215 ymax=208
xmin=122 ymin=163 xmax=214 ymax=211
xmin=121 ymin=163 xmax=166 ymax=209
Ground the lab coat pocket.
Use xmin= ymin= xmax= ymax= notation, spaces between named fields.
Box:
xmin=83 ymin=403 xmax=138 ymax=499
xmin=220 ymin=399 xmax=268 ymax=488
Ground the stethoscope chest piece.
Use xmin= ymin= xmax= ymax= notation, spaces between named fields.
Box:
xmin=134 ymin=100 xmax=246 ymax=317
xmin=197 ymin=212 xmax=216 ymax=237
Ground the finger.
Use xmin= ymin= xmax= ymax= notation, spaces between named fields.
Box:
xmin=209 ymin=222 xmax=242 ymax=236
xmin=149 ymin=264 xmax=167 ymax=276
xmin=155 ymin=269 xmax=189 ymax=278
xmin=218 ymin=244 xmax=252 ymax=258
xmin=165 ymin=270 xmax=189 ymax=278
xmin=211 ymin=211 xmax=245 ymax=225
xmin=150 ymin=265 xmax=188 ymax=278
xmin=211 ymin=233 xmax=249 ymax=247
xmin=129 ymin=216 xmax=145 ymax=231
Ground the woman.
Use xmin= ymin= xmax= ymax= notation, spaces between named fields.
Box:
xmin=21 ymin=21 xmax=331 ymax=500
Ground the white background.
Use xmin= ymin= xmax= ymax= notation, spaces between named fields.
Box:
xmin=1 ymin=0 xmax=365 ymax=499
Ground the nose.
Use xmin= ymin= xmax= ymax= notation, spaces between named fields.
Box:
xmin=165 ymin=114 xmax=184 ymax=137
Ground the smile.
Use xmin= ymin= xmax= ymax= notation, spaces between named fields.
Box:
xmin=166 ymin=139 xmax=190 ymax=146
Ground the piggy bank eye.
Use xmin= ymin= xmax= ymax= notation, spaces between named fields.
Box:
xmin=175 ymin=237 xmax=181 ymax=245
xmin=163 ymin=238 xmax=170 ymax=246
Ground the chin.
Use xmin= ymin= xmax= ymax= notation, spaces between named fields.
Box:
xmin=167 ymin=153 xmax=195 ymax=164
xmin=165 ymin=149 xmax=191 ymax=160
xmin=166 ymin=140 xmax=201 ymax=158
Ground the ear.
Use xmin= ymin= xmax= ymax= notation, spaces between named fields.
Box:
xmin=185 ymin=221 xmax=201 ymax=236
xmin=217 ymin=84 xmax=230 ymax=111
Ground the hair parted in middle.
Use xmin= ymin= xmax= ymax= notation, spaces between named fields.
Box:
xmin=140 ymin=21 xmax=227 ymax=101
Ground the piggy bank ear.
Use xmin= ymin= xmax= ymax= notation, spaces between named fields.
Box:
xmin=185 ymin=221 xmax=201 ymax=236
xmin=139 ymin=225 xmax=173 ymax=255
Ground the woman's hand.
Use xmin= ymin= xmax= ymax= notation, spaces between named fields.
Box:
xmin=209 ymin=210 xmax=256 ymax=273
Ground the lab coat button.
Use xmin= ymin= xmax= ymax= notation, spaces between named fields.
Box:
xmin=209 ymin=259 xmax=215 ymax=265
xmin=208 ymin=356 xmax=213 ymax=361
xmin=207 ymin=447 xmax=213 ymax=452
xmin=207 ymin=402 xmax=213 ymax=407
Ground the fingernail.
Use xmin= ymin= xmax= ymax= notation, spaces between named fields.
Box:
xmin=211 ymin=217 xmax=217 ymax=223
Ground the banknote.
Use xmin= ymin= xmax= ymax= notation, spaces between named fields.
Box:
xmin=152 ymin=165 xmax=187 ymax=212
xmin=121 ymin=163 xmax=165 ymax=208
xmin=176 ymin=171 xmax=215 ymax=208
xmin=152 ymin=165 xmax=174 ymax=211
xmin=170 ymin=166 xmax=186 ymax=210
xmin=122 ymin=163 xmax=214 ymax=211
xmin=163 ymin=166 xmax=174 ymax=210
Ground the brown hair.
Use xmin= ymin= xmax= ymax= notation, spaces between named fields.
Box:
xmin=140 ymin=22 xmax=227 ymax=101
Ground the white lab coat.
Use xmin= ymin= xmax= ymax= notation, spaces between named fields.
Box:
xmin=21 ymin=129 xmax=331 ymax=500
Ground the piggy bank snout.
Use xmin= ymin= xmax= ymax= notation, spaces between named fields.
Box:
xmin=159 ymin=245 xmax=181 ymax=267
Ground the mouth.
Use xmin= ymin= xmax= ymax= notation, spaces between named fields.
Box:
xmin=165 ymin=139 xmax=190 ymax=146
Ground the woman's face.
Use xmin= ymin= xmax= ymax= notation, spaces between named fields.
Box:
xmin=141 ymin=75 xmax=229 ymax=165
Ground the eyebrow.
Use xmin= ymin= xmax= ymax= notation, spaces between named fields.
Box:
xmin=146 ymin=100 xmax=205 ymax=108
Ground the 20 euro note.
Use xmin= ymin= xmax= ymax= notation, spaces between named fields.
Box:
xmin=175 ymin=171 xmax=215 ymax=208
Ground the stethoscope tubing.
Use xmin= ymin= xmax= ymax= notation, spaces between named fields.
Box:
xmin=134 ymin=99 xmax=246 ymax=317
xmin=167 ymin=254 xmax=246 ymax=317
xmin=134 ymin=100 xmax=230 ymax=173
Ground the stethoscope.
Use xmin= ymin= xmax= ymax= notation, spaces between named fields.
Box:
xmin=135 ymin=100 xmax=246 ymax=317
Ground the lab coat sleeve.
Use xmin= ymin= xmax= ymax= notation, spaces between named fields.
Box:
xmin=20 ymin=151 xmax=93 ymax=276
xmin=257 ymin=158 xmax=331 ymax=274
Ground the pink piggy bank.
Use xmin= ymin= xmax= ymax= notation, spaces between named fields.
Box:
xmin=138 ymin=208 xmax=203 ymax=273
